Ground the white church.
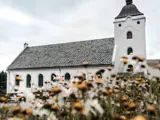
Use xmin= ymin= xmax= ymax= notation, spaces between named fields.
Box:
xmin=7 ymin=0 xmax=160 ymax=93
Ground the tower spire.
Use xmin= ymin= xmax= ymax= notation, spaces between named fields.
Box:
xmin=126 ymin=0 xmax=133 ymax=5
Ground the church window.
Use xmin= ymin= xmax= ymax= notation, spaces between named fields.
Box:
xmin=96 ymin=73 xmax=102 ymax=79
xmin=15 ymin=75 xmax=20 ymax=86
xmin=127 ymin=31 xmax=132 ymax=39
xmin=137 ymin=21 xmax=140 ymax=24
xmin=51 ymin=73 xmax=56 ymax=82
xmin=38 ymin=74 xmax=43 ymax=87
xmin=127 ymin=47 xmax=133 ymax=55
xmin=119 ymin=24 xmax=122 ymax=27
xmin=65 ymin=73 xmax=71 ymax=81
xmin=26 ymin=74 xmax=31 ymax=88
xmin=96 ymin=69 xmax=105 ymax=79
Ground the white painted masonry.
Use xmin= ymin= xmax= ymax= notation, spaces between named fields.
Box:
xmin=114 ymin=15 xmax=146 ymax=71
xmin=7 ymin=66 xmax=110 ymax=93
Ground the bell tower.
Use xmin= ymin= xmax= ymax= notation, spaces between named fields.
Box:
xmin=113 ymin=0 xmax=146 ymax=71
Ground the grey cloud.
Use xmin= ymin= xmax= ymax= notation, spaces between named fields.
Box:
xmin=0 ymin=33 xmax=10 ymax=42
xmin=1 ymin=0 xmax=86 ymax=19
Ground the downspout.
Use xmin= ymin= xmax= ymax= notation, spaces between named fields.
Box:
xmin=85 ymin=66 xmax=88 ymax=80
xmin=83 ymin=61 xmax=89 ymax=80
xmin=59 ymin=68 xmax=61 ymax=74
xmin=7 ymin=71 xmax=10 ymax=93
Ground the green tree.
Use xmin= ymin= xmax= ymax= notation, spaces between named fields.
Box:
xmin=0 ymin=71 xmax=7 ymax=95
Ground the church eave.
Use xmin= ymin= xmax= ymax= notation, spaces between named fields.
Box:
xmin=7 ymin=64 xmax=114 ymax=71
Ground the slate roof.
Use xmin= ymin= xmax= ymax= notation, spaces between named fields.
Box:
xmin=115 ymin=3 xmax=144 ymax=19
xmin=8 ymin=38 xmax=114 ymax=70
xmin=147 ymin=59 xmax=160 ymax=67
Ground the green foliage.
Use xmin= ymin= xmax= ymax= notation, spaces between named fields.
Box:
xmin=0 ymin=71 xmax=7 ymax=95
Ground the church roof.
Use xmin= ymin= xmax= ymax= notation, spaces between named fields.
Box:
xmin=147 ymin=59 xmax=160 ymax=67
xmin=115 ymin=0 xmax=144 ymax=19
xmin=8 ymin=38 xmax=114 ymax=70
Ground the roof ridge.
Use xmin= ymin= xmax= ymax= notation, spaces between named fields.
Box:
xmin=29 ymin=37 xmax=114 ymax=48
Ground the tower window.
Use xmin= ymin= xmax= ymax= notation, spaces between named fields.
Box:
xmin=26 ymin=74 xmax=31 ymax=88
xmin=137 ymin=21 xmax=140 ymax=24
xmin=127 ymin=47 xmax=133 ymax=55
xmin=38 ymin=74 xmax=43 ymax=87
xmin=127 ymin=31 xmax=132 ymax=39
xmin=65 ymin=73 xmax=71 ymax=81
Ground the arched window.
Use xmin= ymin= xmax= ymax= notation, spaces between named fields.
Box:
xmin=96 ymin=69 xmax=105 ymax=79
xmin=127 ymin=47 xmax=133 ymax=55
xmin=96 ymin=73 xmax=102 ymax=79
xmin=65 ymin=73 xmax=71 ymax=81
xmin=51 ymin=73 xmax=56 ymax=82
xmin=26 ymin=74 xmax=31 ymax=88
xmin=15 ymin=74 xmax=20 ymax=86
xmin=127 ymin=31 xmax=132 ymax=39
xmin=38 ymin=74 xmax=43 ymax=87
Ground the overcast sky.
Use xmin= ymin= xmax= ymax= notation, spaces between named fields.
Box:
xmin=0 ymin=0 xmax=160 ymax=71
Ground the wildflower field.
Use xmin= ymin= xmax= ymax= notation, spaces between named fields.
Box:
xmin=0 ymin=55 xmax=160 ymax=120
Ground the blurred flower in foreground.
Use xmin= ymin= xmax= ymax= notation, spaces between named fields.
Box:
xmin=1 ymin=54 xmax=160 ymax=119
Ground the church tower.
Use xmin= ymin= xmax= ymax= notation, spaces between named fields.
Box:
xmin=113 ymin=0 xmax=146 ymax=71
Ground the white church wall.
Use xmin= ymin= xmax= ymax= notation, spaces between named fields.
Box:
xmin=114 ymin=15 xmax=146 ymax=71
xmin=7 ymin=66 xmax=110 ymax=93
